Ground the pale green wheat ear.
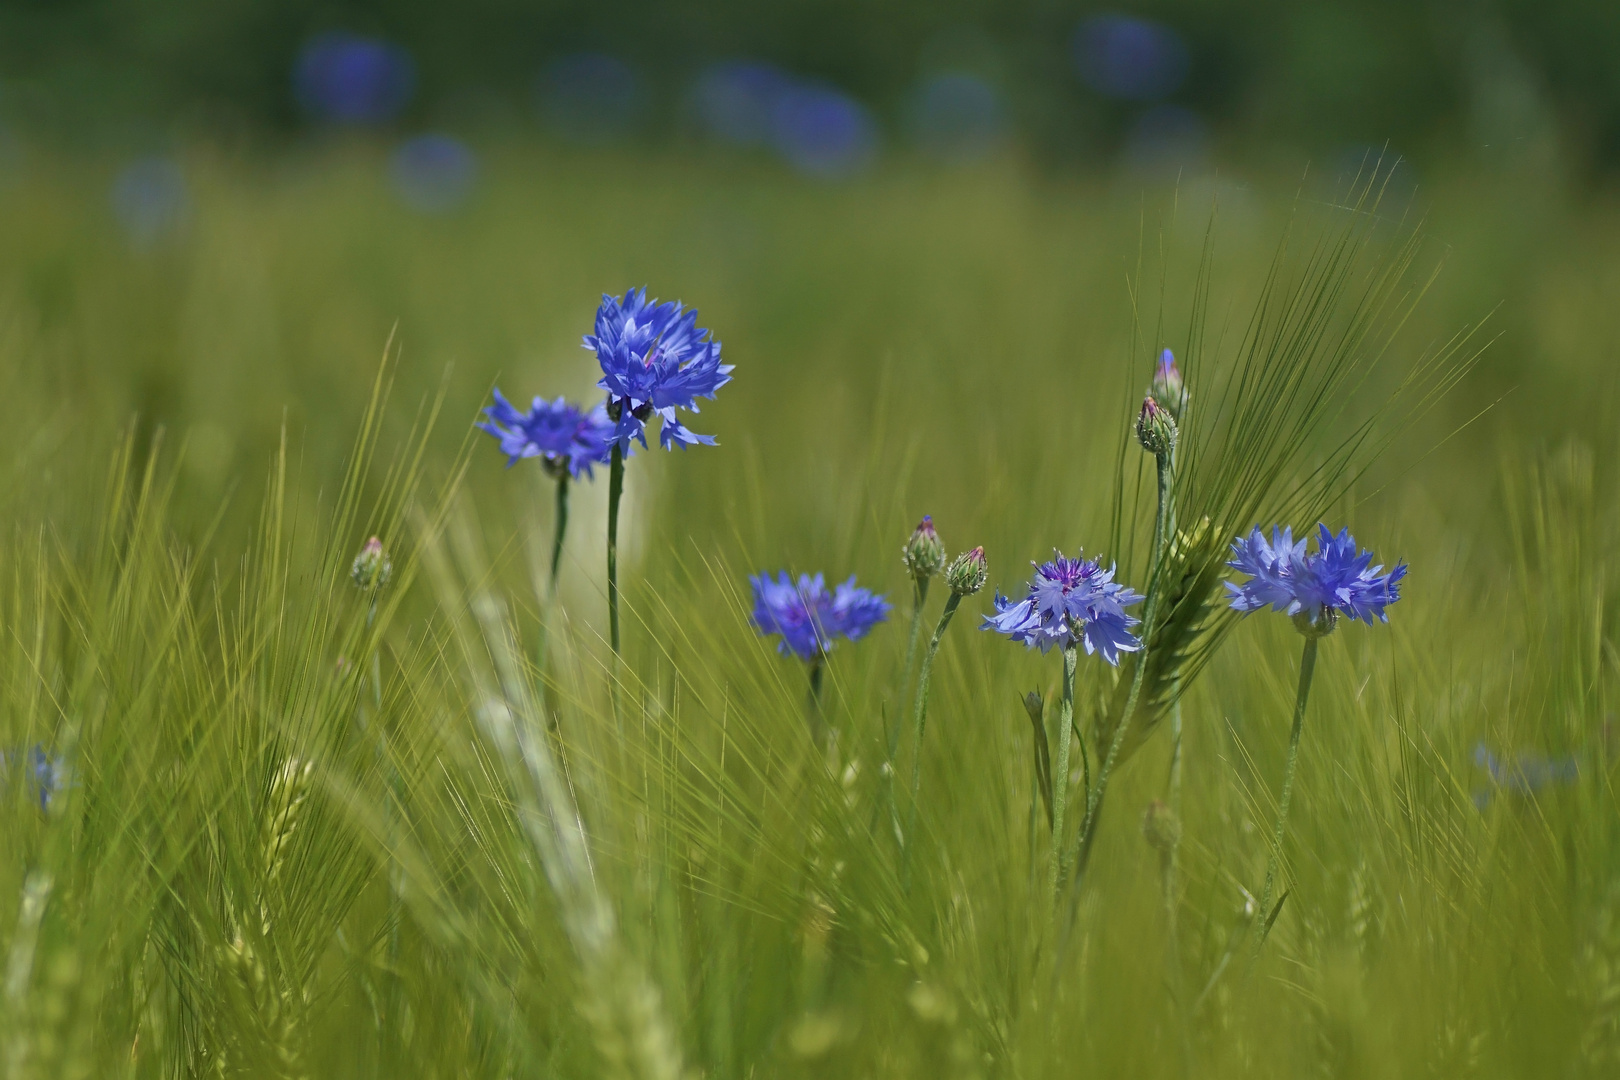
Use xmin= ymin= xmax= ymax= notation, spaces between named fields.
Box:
xmin=1092 ymin=517 xmax=1226 ymax=763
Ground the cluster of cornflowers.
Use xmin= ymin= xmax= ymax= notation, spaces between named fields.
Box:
xmin=462 ymin=313 xmax=1412 ymax=960
xmin=477 ymin=288 xmax=732 ymax=651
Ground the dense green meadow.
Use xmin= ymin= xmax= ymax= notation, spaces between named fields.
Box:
xmin=2 ymin=142 xmax=1619 ymax=1077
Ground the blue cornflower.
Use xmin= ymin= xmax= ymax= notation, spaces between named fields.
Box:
xmin=750 ymin=571 xmax=891 ymax=661
xmin=981 ymin=551 xmax=1144 ymax=664
xmin=1225 ymin=523 xmax=1406 ymax=631
xmin=477 ymin=390 xmax=615 ymax=479
xmin=2 ymin=745 xmax=67 ymax=811
xmin=585 ymin=288 xmax=733 ymax=453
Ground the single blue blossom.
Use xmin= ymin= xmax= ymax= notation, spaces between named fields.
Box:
xmin=981 ymin=551 xmax=1144 ymax=664
xmin=1225 ymin=524 xmax=1406 ymax=629
xmin=1 ymin=745 xmax=68 ymax=811
xmin=477 ymin=390 xmax=615 ymax=478
xmin=750 ymin=571 xmax=890 ymax=661
xmin=1471 ymin=741 xmax=1580 ymax=809
xmin=585 ymin=288 xmax=733 ymax=454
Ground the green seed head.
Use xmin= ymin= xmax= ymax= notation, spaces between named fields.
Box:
xmin=945 ymin=546 xmax=988 ymax=596
xmin=1135 ymin=396 xmax=1178 ymax=457
xmin=902 ymin=516 xmax=947 ymax=582
xmin=351 ymin=537 xmax=393 ymax=591
xmin=1141 ymin=799 xmax=1182 ymax=854
xmin=1291 ymin=605 xmax=1339 ymax=639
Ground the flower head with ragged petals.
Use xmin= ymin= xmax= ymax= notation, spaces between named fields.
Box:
xmin=981 ymin=550 xmax=1144 ymax=664
xmin=1226 ymin=523 xmax=1407 ymax=630
xmin=477 ymin=390 xmax=615 ymax=479
xmin=749 ymin=571 xmax=891 ymax=661
xmin=586 ymin=287 xmax=734 ymax=454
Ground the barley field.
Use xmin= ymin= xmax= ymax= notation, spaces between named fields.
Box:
xmin=0 ymin=143 xmax=1616 ymax=1078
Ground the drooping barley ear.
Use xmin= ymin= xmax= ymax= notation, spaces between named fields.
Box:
xmin=262 ymin=758 xmax=315 ymax=897
xmin=214 ymin=757 xmax=315 ymax=1079
xmin=1091 ymin=518 xmax=1226 ymax=767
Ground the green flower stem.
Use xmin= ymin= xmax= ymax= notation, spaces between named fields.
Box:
xmin=1069 ymin=449 xmax=1174 ymax=897
xmin=893 ymin=577 xmax=930 ymax=763
xmin=1047 ymin=643 xmax=1078 ymax=913
xmin=549 ymin=472 xmax=569 ymax=592
xmin=903 ymin=591 xmax=963 ymax=852
xmin=1254 ymin=633 xmax=1318 ymax=953
xmin=606 ymin=443 xmax=624 ymax=655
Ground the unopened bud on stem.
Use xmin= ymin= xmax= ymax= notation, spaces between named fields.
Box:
xmin=902 ymin=515 xmax=946 ymax=583
xmin=1141 ymin=798 xmax=1181 ymax=855
xmin=1135 ymin=395 xmax=1178 ymax=457
xmin=351 ymin=537 xmax=393 ymax=591
xmin=945 ymin=546 xmax=988 ymax=596
xmin=1150 ymin=348 xmax=1189 ymax=422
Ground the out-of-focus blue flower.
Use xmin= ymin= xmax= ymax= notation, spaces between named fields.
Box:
xmin=907 ymin=72 xmax=1006 ymax=162
xmin=2 ymin=745 xmax=67 ymax=811
xmin=750 ymin=571 xmax=891 ymax=661
xmin=111 ymin=157 xmax=188 ymax=249
xmin=981 ymin=551 xmax=1144 ymax=664
xmin=294 ymin=33 xmax=416 ymax=124
xmin=690 ymin=60 xmax=795 ymax=145
xmin=1226 ymin=524 xmax=1406 ymax=627
xmin=585 ymin=288 xmax=733 ymax=453
xmin=477 ymin=391 xmax=614 ymax=479
xmin=1073 ymin=15 xmax=1188 ymax=101
xmin=1124 ymin=105 xmax=1209 ymax=175
xmin=772 ymin=84 xmax=878 ymax=178
xmin=537 ymin=53 xmax=641 ymax=142
xmin=1471 ymin=741 xmax=1579 ymax=809
xmin=390 ymin=134 xmax=478 ymax=213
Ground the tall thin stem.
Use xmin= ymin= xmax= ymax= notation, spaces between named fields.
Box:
xmin=903 ymin=591 xmax=963 ymax=855
xmin=549 ymin=472 xmax=570 ymax=592
xmin=1070 ymin=452 xmax=1173 ymax=886
xmin=893 ymin=577 xmax=930 ymax=762
xmin=1254 ymin=634 xmax=1318 ymax=952
xmin=606 ymin=444 xmax=624 ymax=655
xmin=1047 ymin=644 xmax=1078 ymax=913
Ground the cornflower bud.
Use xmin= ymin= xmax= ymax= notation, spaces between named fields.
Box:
xmin=945 ymin=546 xmax=988 ymax=596
xmin=351 ymin=537 xmax=392 ymax=591
xmin=1135 ymin=395 xmax=1178 ymax=457
xmin=1150 ymin=348 xmax=1189 ymax=422
xmin=902 ymin=515 xmax=946 ymax=583
xmin=1141 ymin=798 xmax=1182 ymax=855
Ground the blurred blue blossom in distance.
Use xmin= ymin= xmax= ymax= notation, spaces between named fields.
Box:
xmin=111 ymin=157 xmax=188 ymax=248
xmin=537 ymin=53 xmax=641 ymax=141
xmin=691 ymin=61 xmax=795 ymax=146
xmin=295 ymin=33 xmax=416 ymax=124
xmin=771 ymin=83 xmax=878 ymax=178
xmin=1074 ymin=14 xmax=1189 ymax=101
xmin=390 ymin=133 xmax=478 ymax=212
xmin=908 ymin=72 xmax=1006 ymax=162
xmin=750 ymin=571 xmax=891 ymax=660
